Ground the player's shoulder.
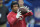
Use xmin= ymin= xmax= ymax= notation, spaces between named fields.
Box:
xmin=7 ymin=12 xmax=12 ymax=15
xmin=7 ymin=12 xmax=12 ymax=17
xmin=8 ymin=11 xmax=15 ymax=15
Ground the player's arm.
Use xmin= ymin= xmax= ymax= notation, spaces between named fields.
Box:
xmin=24 ymin=11 xmax=33 ymax=17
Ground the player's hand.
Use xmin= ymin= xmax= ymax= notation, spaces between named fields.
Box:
xmin=16 ymin=9 xmax=22 ymax=19
xmin=24 ymin=6 xmax=32 ymax=13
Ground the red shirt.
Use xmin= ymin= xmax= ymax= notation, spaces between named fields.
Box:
xmin=7 ymin=11 xmax=33 ymax=27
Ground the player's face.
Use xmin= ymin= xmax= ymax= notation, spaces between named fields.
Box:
xmin=12 ymin=4 xmax=19 ymax=12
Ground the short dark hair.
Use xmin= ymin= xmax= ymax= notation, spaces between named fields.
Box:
xmin=11 ymin=1 xmax=19 ymax=9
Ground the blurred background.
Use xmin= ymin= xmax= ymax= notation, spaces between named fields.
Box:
xmin=0 ymin=0 xmax=40 ymax=27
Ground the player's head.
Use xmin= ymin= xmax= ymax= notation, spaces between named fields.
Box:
xmin=11 ymin=1 xmax=19 ymax=13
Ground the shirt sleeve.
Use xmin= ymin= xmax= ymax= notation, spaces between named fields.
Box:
xmin=24 ymin=12 xmax=33 ymax=17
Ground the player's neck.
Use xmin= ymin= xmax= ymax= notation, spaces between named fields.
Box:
xmin=12 ymin=10 xmax=17 ymax=13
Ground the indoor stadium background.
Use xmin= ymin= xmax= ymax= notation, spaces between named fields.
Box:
xmin=2 ymin=0 xmax=40 ymax=27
